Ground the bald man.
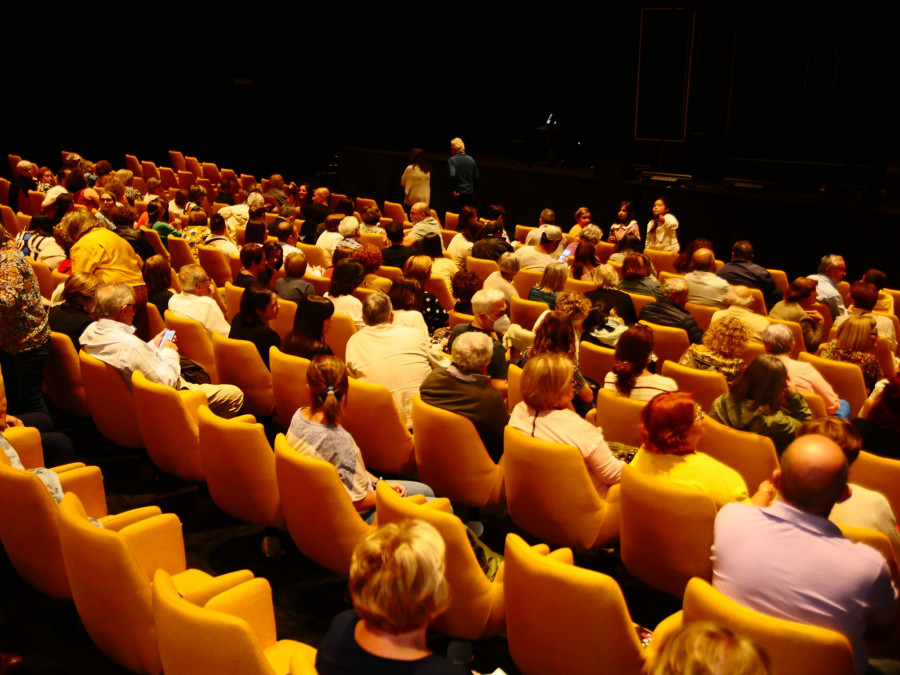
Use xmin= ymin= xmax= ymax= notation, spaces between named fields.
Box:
xmin=712 ymin=435 xmax=897 ymax=674
xmin=684 ymin=248 xmax=730 ymax=308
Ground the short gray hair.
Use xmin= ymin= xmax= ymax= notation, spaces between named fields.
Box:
xmin=592 ymin=264 xmax=619 ymax=289
xmin=498 ymin=252 xmax=519 ymax=274
xmin=94 ymin=282 xmax=135 ymax=318
xmin=726 ymin=285 xmax=754 ymax=308
xmin=763 ymin=324 xmax=794 ymax=355
xmin=338 ymin=216 xmax=360 ymax=238
xmin=451 ymin=331 xmax=494 ymax=373
xmin=178 ymin=264 xmax=208 ymax=292
xmin=580 ymin=224 xmax=602 ymax=243
xmin=363 ymin=292 xmax=392 ymax=326
xmin=818 ymin=254 xmax=844 ymax=275
xmin=246 ymin=192 xmax=265 ymax=207
xmin=661 ymin=277 xmax=687 ymax=299
xmin=472 ymin=288 xmax=505 ymax=316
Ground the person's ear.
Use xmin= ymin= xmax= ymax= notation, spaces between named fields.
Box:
xmin=836 ymin=484 xmax=852 ymax=504
xmin=771 ymin=468 xmax=782 ymax=493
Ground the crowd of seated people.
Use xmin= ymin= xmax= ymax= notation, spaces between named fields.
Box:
xmin=3 ymin=148 xmax=899 ymax=674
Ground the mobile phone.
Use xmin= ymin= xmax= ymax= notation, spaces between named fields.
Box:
xmin=159 ymin=329 xmax=176 ymax=347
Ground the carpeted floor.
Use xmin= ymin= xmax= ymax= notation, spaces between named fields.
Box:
xmin=0 ymin=407 xmax=681 ymax=674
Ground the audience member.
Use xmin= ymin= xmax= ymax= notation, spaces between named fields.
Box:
xmin=446 ymin=288 xmax=510 ymax=395
xmin=403 ymin=202 xmax=443 ymax=249
xmin=833 ymin=280 xmax=897 ymax=350
xmin=685 ymin=248 xmax=729 ymax=308
xmin=604 ymin=324 xmax=677 ymax=401
xmin=678 ymin=315 xmax=750 ymax=384
xmin=716 ymin=240 xmax=782 ymax=310
xmin=381 ymin=220 xmax=417 ymax=270
xmin=819 ymin=315 xmax=885 ymax=395
xmin=281 ymin=294 xmax=334 ymax=360
xmin=48 ymin=273 xmax=99 ymax=350
xmin=644 ymin=197 xmax=679 ymax=252
xmin=483 ymin=252 xmax=519 ymax=306
xmin=710 ymin=286 xmax=770 ymax=344
xmin=807 ymin=254 xmax=848 ymax=320
xmin=638 ymin=278 xmax=704 ymax=344
xmin=168 ymin=264 xmax=230 ymax=337
xmin=276 ymin=252 xmax=314 ymax=303
xmin=768 ymin=277 xmax=826 ymax=352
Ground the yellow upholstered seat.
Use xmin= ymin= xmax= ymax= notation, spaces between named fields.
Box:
xmin=504 ymin=427 xmax=620 ymax=550
xmin=375 ymin=481 xmax=505 ymax=639
xmin=223 ymin=281 xmax=244 ymax=323
xmin=26 ymin=257 xmax=53 ymax=299
xmin=411 ymin=396 xmax=505 ymax=507
xmin=164 ymin=310 xmax=219 ymax=383
xmin=695 ymin=416 xmax=779 ymax=490
xmin=79 ymin=351 xmax=144 ymax=448
xmin=198 ymin=245 xmax=236 ymax=286
xmin=661 ymin=360 xmax=729 ymax=411
xmin=798 ymin=351 xmax=867 ymax=418
xmin=639 ymin=320 xmax=690 ymax=367
xmin=510 ymin=296 xmax=549 ymax=331
xmin=341 ymin=377 xmax=416 ymax=475
xmin=43 ymin=331 xmax=90 ymax=417
xmin=273 ymin=435 xmax=375 ymax=574
xmin=619 ymin=465 xmax=716 ymax=597
xmin=131 ymin=371 xmax=206 ymax=482
xmin=269 ymin=348 xmax=311 ymax=426
xmin=466 ymin=256 xmax=499 ymax=282
xmin=503 ymin=533 xmax=645 ymax=675
xmin=511 ymin=269 xmax=543 ymax=300
xmin=323 ymin=313 xmax=357 ymax=361
xmin=211 ymin=333 xmax=274 ymax=417
xmin=57 ymin=492 xmax=254 ymax=674
xmin=592 ymin=388 xmax=646 ymax=447
xmin=152 ymin=569 xmax=317 ymax=675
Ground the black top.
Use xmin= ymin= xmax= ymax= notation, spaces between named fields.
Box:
xmin=716 ymin=259 xmax=783 ymax=309
xmin=851 ymin=418 xmax=900 ymax=460
xmin=638 ymin=298 xmax=704 ymax=344
xmin=382 ymin=244 xmax=417 ymax=270
xmin=316 ymin=610 xmax=468 ymax=675
xmin=421 ymin=292 xmax=449 ymax=335
xmin=276 ymin=276 xmax=315 ymax=304
xmin=48 ymin=304 xmax=93 ymax=349
xmin=470 ymin=238 xmax=513 ymax=262
xmin=231 ymin=271 xmax=258 ymax=289
xmin=229 ymin=314 xmax=280 ymax=369
xmin=148 ymin=289 xmax=173 ymax=319
xmin=584 ymin=288 xmax=637 ymax=326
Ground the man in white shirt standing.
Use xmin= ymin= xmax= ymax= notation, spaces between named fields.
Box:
xmin=80 ymin=283 xmax=243 ymax=417
xmin=168 ymin=264 xmax=231 ymax=336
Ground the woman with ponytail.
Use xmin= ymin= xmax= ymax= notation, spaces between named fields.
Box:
xmin=285 ymin=355 xmax=433 ymax=521
xmin=603 ymin=324 xmax=677 ymax=401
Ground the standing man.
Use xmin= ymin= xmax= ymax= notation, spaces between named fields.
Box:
xmin=448 ymin=137 xmax=478 ymax=211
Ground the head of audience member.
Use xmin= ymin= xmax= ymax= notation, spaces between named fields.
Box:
xmin=63 ymin=168 xmax=88 ymax=194
xmin=16 ymin=159 xmax=33 ymax=178
xmin=476 ymin=220 xmax=504 ymax=241
xmin=704 ymin=315 xmax=751 ymax=359
xmin=146 ymin=198 xmax=169 ymax=225
xmin=276 ymin=221 xmax=297 ymax=245
xmin=339 ymin=216 xmax=361 ymax=240
xmin=537 ymin=225 xmax=562 ymax=251
xmin=836 ymin=315 xmax=877 ymax=352
xmin=188 ymin=184 xmax=207 ymax=205
xmin=622 ymin=253 xmax=652 ymax=281
xmin=409 ymin=202 xmax=429 ymax=223
xmin=209 ymin=213 xmax=228 ymax=236
xmin=388 ymin=277 xmax=423 ymax=312
xmin=239 ymin=282 xmax=279 ymax=325
xmin=279 ymin=205 xmax=299 ymax=222
xmin=570 ymin=240 xmax=597 ymax=279
xmin=282 ymin=251 xmax=308 ymax=280
xmin=651 ymin=197 xmax=671 ymax=218
xmin=322 ymin=214 xmax=343 ymax=234
xmin=869 ymin=372 xmax=900 ymax=434
xmin=661 ymin=277 xmax=689 ymax=307
xmin=730 ymin=355 xmax=789 ymax=415
xmin=173 ymin=189 xmax=189 ymax=211
xmin=578 ymin=224 xmax=603 ymax=244
xmin=142 ymin=255 xmax=172 ymax=295
xmin=240 ymin=243 xmax=267 ymax=277
xmin=615 ymin=233 xmax=643 ymax=255
xmin=530 ymin=311 xmax=577 ymax=361
xmin=553 ymin=292 xmax=591 ymax=329
xmin=798 ymin=417 xmax=862 ymax=467
xmin=350 ymin=519 xmax=449 ymax=637
xmin=731 ymin=240 xmax=754 ymax=261
xmin=145 ymin=177 xmax=164 ymax=197
xmin=98 ymin=189 xmax=116 ymax=214
xmin=61 ymin=272 xmax=100 ymax=314
xmin=450 ymin=137 xmax=465 ymax=155
xmin=333 ymin=248 xmax=357 ymax=272
xmin=451 ymin=270 xmax=481 ymax=305
xmin=849 ymin=280 xmax=878 ymax=312
xmin=784 ymin=277 xmax=818 ymax=307
xmin=458 ymin=206 xmax=480 ymax=242
xmin=640 ymin=391 xmax=702 ymax=455
xmin=178 ymin=264 xmax=214 ymax=297
xmin=762 ymin=323 xmax=794 ymax=357
xmin=245 ymin=219 xmax=268 ymax=246
xmin=283 ymin=294 xmax=334 ymax=359
xmin=330 ymin=259 xmax=366 ymax=298
xmin=538 ymin=208 xmax=556 ymax=226
xmin=497 ymin=252 xmax=519 ymax=281
xmin=520 ymin=353 xmax=575 ymax=412
xmin=483 ymin=204 xmax=506 ymax=223
xmin=818 ymin=254 xmax=847 ymax=283
xmin=246 ymin=191 xmax=265 ymax=208
xmin=450 ymin=331 xmax=493 ymax=376
xmin=27 ymin=215 xmax=55 ymax=237
xmin=862 ymin=268 xmax=888 ymax=293
xmin=573 ymin=207 xmax=592 ymax=229
xmin=649 ymin=620 xmax=772 ymax=675
xmin=60 ymin=210 xmax=104 ymax=243
xmin=612 ymin=324 xmax=654 ymax=395
xmin=403 ymin=256 xmax=432 ymax=285
xmin=591 ymin=264 xmax=619 ymax=290
xmin=114 ymin=168 xmax=134 ymax=187
xmin=675 ymin=238 xmax=714 ymax=274
xmin=537 ymin=262 xmax=569 ymax=294
xmin=691 ymin=248 xmax=717 ymax=273
xmin=307 ymin=354 xmax=349 ymax=424
xmin=263 ymin=240 xmax=284 ymax=272
xmin=775 ymin=434 xmax=850 ymax=517
xmin=409 ymin=147 xmax=430 ymax=172
xmin=351 ymin=244 xmax=383 ymax=275
xmin=334 ymin=199 xmax=355 ymax=218
xmin=186 ymin=211 xmax=208 ymax=231
xmin=362 ymin=292 xmax=393 ymax=327
xmin=361 ymin=205 xmax=382 ymax=227
xmin=312 ymin=187 xmax=331 ymax=206
xmin=292 ymin=183 xmax=311 ymax=205
xmin=94 ymin=282 xmax=136 ymax=324
xmin=268 ymin=174 xmax=284 ymax=191
xmin=385 ymin=220 xmax=405 ymax=246
xmin=421 ymin=233 xmax=444 ymax=260
xmin=725 ymin=285 xmax=754 ymax=310
xmin=471 ymin=288 xmax=509 ymax=333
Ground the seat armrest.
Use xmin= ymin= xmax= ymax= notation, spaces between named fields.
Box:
xmin=5 ymin=427 xmax=44 ymax=468
xmin=182 ymin=569 xmax=256 ymax=606
xmin=99 ymin=506 xmax=163 ymax=531
xmin=204 ymin=577 xmax=277 ymax=649
xmin=120 ymin=513 xmax=187 ymax=580
xmin=178 ymin=389 xmax=209 ymax=423
xmin=57 ymin=466 xmax=107 ymax=519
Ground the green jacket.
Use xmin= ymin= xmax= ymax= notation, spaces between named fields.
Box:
xmin=708 ymin=392 xmax=813 ymax=456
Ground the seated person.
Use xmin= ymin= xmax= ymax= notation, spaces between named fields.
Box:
xmin=168 ymin=264 xmax=230 ymax=336
xmin=528 ymin=262 xmax=568 ymax=309
xmin=604 ymin=324 xmax=677 ymax=401
xmin=678 ymin=316 xmax=750 ymax=385
xmin=710 ymin=286 xmax=770 ymax=344
xmin=228 ymin=283 xmax=281 ymax=369
xmin=276 ymin=251 xmax=314 ymax=304
xmin=638 ymin=278 xmax=703 ymax=344
xmin=48 ymin=273 xmax=99 ymax=349
xmin=446 ymin=288 xmax=510 ymax=396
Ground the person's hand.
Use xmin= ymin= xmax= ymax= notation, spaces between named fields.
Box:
xmin=391 ymin=483 xmax=408 ymax=498
xmin=5 ymin=415 xmax=23 ymax=428
xmin=806 ymin=309 xmax=824 ymax=324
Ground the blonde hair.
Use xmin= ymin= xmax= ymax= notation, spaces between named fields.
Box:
xmin=538 ymin=262 xmax=569 ymax=293
xmin=591 ymin=264 xmax=619 ymax=289
xmin=403 ymin=255 xmax=433 ymax=283
xmin=703 ymin=316 xmax=751 ymax=359
xmin=554 ymin=291 xmax=591 ymax=322
xmin=836 ymin=315 xmax=876 ymax=351
xmin=349 ymin=519 xmax=449 ymax=634
xmin=520 ymin=353 xmax=573 ymax=411
xmin=61 ymin=272 xmax=100 ymax=309
xmin=650 ymin=620 xmax=771 ymax=675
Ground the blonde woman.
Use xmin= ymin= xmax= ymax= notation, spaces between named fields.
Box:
xmin=819 ymin=315 xmax=885 ymax=395
xmin=678 ymin=316 xmax=751 ymax=384
xmin=528 ymin=262 xmax=569 ymax=309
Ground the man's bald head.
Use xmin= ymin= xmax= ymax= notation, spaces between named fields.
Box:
xmin=692 ymin=248 xmax=716 ymax=272
xmin=313 ymin=187 xmax=330 ymax=205
xmin=776 ymin=435 xmax=849 ymax=516
xmin=726 ymin=285 xmax=754 ymax=308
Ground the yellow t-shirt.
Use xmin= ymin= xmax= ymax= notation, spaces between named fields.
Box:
xmin=71 ymin=227 xmax=144 ymax=286
xmin=630 ymin=449 xmax=750 ymax=509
